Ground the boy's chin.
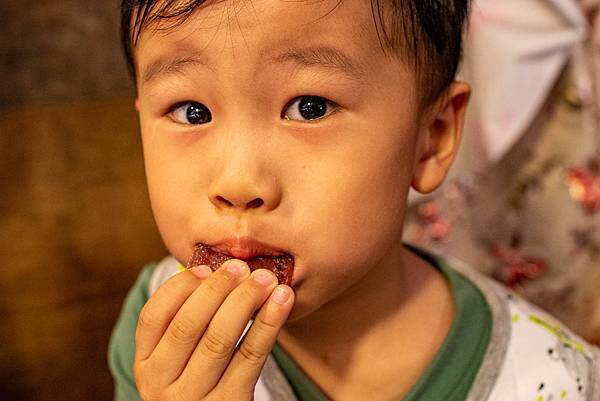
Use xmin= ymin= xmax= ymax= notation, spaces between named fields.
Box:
xmin=281 ymin=290 xmax=329 ymax=325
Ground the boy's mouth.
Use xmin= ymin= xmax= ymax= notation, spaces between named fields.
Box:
xmin=187 ymin=239 xmax=294 ymax=285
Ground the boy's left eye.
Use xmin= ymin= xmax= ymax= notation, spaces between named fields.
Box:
xmin=282 ymin=96 xmax=337 ymax=121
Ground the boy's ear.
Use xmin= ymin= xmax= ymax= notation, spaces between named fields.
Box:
xmin=411 ymin=81 xmax=470 ymax=194
xmin=134 ymin=98 xmax=140 ymax=112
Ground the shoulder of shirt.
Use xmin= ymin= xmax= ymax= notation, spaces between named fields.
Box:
xmin=439 ymin=253 xmax=600 ymax=401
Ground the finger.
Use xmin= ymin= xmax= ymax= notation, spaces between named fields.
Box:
xmin=135 ymin=266 xmax=212 ymax=363
xmin=218 ymin=284 xmax=294 ymax=394
xmin=143 ymin=259 xmax=250 ymax=386
xmin=175 ymin=269 xmax=278 ymax=397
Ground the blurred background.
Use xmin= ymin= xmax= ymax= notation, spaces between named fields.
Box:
xmin=0 ymin=2 xmax=166 ymax=400
xmin=0 ymin=0 xmax=599 ymax=400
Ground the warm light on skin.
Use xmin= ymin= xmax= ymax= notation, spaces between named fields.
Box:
xmin=133 ymin=0 xmax=469 ymax=396
xmin=133 ymin=0 xmax=469 ymax=332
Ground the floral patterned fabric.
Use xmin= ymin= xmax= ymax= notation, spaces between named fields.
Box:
xmin=405 ymin=0 xmax=600 ymax=344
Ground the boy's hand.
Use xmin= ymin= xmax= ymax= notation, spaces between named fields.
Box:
xmin=133 ymin=259 xmax=294 ymax=401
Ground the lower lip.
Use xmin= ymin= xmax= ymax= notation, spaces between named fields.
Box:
xmin=187 ymin=243 xmax=295 ymax=286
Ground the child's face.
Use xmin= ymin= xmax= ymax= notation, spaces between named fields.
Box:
xmin=134 ymin=0 xmax=446 ymax=320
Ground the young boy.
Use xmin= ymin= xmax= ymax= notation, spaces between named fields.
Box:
xmin=109 ymin=0 xmax=600 ymax=400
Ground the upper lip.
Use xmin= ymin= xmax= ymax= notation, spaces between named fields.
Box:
xmin=207 ymin=237 xmax=287 ymax=260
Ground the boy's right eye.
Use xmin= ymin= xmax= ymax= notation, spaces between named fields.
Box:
xmin=168 ymin=102 xmax=212 ymax=125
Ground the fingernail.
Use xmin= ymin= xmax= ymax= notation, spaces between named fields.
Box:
xmin=190 ymin=265 xmax=212 ymax=279
xmin=226 ymin=260 xmax=248 ymax=276
xmin=272 ymin=286 xmax=291 ymax=305
xmin=253 ymin=269 xmax=275 ymax=286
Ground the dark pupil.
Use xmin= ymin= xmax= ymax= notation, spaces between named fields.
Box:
xmin=186 ymin=103 xmax=211 ymax=124
xmin=299 ymin=97 xmax=327 ymax=120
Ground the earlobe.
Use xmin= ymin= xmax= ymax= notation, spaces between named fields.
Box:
xmin=411 ymin=81 xmax=471 ymax=194
xmin=134 ymin=98 xmax=140 ymax=112
xmin=412 ymin=157 xmax=447 ymax=193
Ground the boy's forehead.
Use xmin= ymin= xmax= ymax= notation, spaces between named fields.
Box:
xmin=134 ymin=0 xmax=389 ymax=85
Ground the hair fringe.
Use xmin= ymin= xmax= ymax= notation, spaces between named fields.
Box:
xmin=121 ymin=0 xmax=471 ymax=103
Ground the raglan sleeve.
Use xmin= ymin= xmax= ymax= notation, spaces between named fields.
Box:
xmin=108 ymin=263 xmax=157 ymax=401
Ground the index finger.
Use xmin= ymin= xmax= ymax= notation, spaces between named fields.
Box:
xmin=135 ymin=265 xmax=212 ymax=362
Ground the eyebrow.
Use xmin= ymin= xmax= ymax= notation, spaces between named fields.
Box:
xmin=262 ymin=46 xmax=365 ymax=79
xmin=141 ymin=51 xmax=214 ymax=85
xmin=141 ymin=45 xmax=365 ymax=86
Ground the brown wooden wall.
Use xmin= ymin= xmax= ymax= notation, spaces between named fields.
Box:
xmin=0 ymin=97 xmax=167 ymax=401
xmin=0 ymin=2 xmax=167 ymax=399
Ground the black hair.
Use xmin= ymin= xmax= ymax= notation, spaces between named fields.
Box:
xmin=120 ymin=0 xmax=470 ymax=105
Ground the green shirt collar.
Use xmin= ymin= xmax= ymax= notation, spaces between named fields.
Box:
xmin=271 ymin=246 xmax=492 ymax=401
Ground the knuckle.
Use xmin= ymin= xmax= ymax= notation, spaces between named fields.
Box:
xmin=200 ymin=272 xmax=239 ymax=300
xmin=138 ymin=304 xmax=160 ymax=332
xmin=139 ymin=355 xmax=161 ymax=377
xmin=201 ymin=330 xmax=235 ymax=360
xmin=254 ymin=314 xmax=280 ymax=333
xmin=238 ymin=341 xmax=267 ymax=365
xmin=167 ymin=316 xmax=199 ymax=346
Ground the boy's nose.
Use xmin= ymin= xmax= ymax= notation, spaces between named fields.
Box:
xmin=209 ymin=179 xmax=280 ymax=212
xmin=207 ymin=153 xmax=282 ymax=213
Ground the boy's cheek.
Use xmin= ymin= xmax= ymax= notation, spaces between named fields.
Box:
xmin=142 ymin=153 xmax=205 ymax=261
xmin=149 ymin=195 xmax=197 ymax=265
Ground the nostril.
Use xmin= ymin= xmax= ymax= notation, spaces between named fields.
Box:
xmin=247 ymin=198 xmax=264 ymax=209
xmin=216 ymin=195 xmax=234 ymax=207
xmin=213 ymin=195 xmax=264 ymax=209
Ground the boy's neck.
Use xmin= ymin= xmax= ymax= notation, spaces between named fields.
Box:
xmin=278 ymin=246 xmax=455 ymax=400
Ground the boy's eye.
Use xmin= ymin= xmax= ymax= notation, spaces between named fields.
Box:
xmin=283 ymin=96 xmax=336 ymax=121
xmin=169 ymin=102 xmax=212 ymax=125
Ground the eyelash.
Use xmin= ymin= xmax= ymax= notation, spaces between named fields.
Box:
xmin=282 ymin=96 xmax=339 ymax=122
xmin=166 ymin=96 xmax=339 ymax=125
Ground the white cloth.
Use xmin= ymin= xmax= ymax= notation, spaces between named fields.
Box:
xmin=487 ymin=289 xmax=598 ymax=400
xmin=463 ymin=0 xmax=588 ymax=164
